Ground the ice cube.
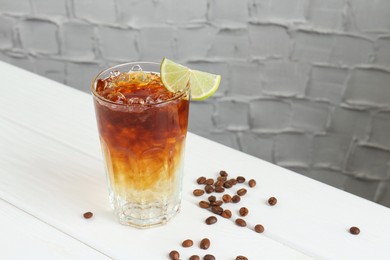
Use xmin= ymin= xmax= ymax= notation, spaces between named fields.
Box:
xmin=130 ymin=65 xmax=143 ymax=72
xmin=96 ymin=79 xmax=108 ymax=91
xmin=156 ymin=94 xmax=170 ymax=103
xmin=127 ymin=97 xmax=145 ymax=105
xmin=106 ymin=81 xmax=116 ymax=89
xmin=107 ymin=92 xmax=126 ymax=104
xmin=132 ymin=71 xmax=151 ymax=84
xmin=128 ymin=65 xmax=153 ymax=84
xmin=145 ymin=96 xmax=156 ymax=105
xmin=117 ymin=73 xmax=131 ymax=82
xmin=109 ymin=70 xmax=121 ymax=78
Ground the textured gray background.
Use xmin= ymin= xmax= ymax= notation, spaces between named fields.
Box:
xmin=1 ymin=0 xmax=390 ymax=207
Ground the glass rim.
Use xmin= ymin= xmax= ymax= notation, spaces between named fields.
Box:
xmin=90 ymin=61 xmax=190 ymax=107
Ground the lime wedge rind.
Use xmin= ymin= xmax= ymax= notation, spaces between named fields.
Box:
xmin=190 ymin=71 xmax=221 ymax=101
xmin=160 ymin=58 xmax=221 ymax=101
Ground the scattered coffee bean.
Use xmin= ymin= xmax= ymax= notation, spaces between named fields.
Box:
xmin=215 ymin=186 xmax=225 ymax=193
xmin=219 ymin=170 xmax=228 ymax=177
xmin=208 ymin=195 xmax=216 ymax=202
xmin=235 ymin=218 xmax=247 ymax=227
xmin=200 ymin=238 xmax=210 ymax=250
xmin=223 ymin=182 xmax=232 ymax=189
xmin=205 ymin=216 xmax=218 ymax=225
xmin=169 ymin=250 xmax=180 ymax=260
xmin=222 ymin=194 xmax=232 ymax=203
xmin=232 ymin=195 xmax=241 ymax=203
xmin=205 ymin=185 xmax=214 ymax=194
xmin=199 ymin=201 xmax=210 ymax=209
xmin=255 ymin=224 xmax=264 ymax=233
xmin=205 ymin=178 xmax=214 ymax=185
xmin=237 ymin=188 xmax=247 ymax=196
xmin=221 ymin=209 xmax=232 ymax=219
xmin=239 ymin=207 xmax=249 ymax=217
xmin=83 ymin=212 xmax=93 ymax=219
xmin=236 ymin=176 xmax=245 ymax=183
xmin=204 ymin=254 xmax=216 ymax=260
xmin=236 ymin=256 xmax=248 ymax=260
xmin=268 ymin=196 xmax=277 ymax=206
xmin=211 ymin=206 xmax=223 ymax=215
xmin=189 ymin=255 xmax=200 ymax=260
xmin=248 ymin=179 xmax=256 ymax=188
xmin=217 ymin=176 xmax=227 ymax=181
xmin=350 ymin=226 xmax=360 ymax=235
xmin=211 ymin=200 xmax=223 ymax=206
xmin=182 ymin=239 xmax=193 ymax=248
xmin=215 ymin=180 xmax=224 ymax=187
xmin=197 ymin=176 xmax=206 ymax=185
xmin=193 ymin=189 xmax=205 ymax=196
xmin=229 ymin=178 xmax=238 ymax=185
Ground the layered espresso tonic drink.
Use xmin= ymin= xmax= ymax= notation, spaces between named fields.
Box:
xmin=91 ymin=62 xmax=189 ymax=228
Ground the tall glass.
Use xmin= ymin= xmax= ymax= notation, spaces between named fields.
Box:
xmin=91 ymin=62 xmax=190 ymax=228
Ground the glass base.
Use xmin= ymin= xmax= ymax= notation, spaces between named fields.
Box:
xmin=112 ymin=198 xmax=181 ymax=229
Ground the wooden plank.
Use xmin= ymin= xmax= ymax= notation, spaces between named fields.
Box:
xmin=0 ymin=199 xmax=110 ymax=260
xmin=1 ymin=61 xmax=390 ymax=259
xmin=0 ymin=117 xmax=313 ymax=259
xmin=186 ymin=135 xmax=390 ymax=259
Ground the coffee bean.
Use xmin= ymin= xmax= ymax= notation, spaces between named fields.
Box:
xmin=205 ymin=178 xmax=214 ymax=185
xmin=350 ymin=226 xmax=360 ymax=235
xmin=219 ymin=170 xmax=228 ymax=177
xmin=235 ymin=218 xmax=247 ymax=227
xmin=197 ymin=176 xmax=206 ymax=185
xmin=217 ymin=176 xmax=227 ymax=181
xmin=205 ymin=216 xmax=218 ymax=225
xmin=236 ymin=256 xmax=248 ymax=260
xmin=212 ymin=200 xmax=223 ymax=206
xmin=255 ymin=224 xmax=264 ymax=233
xmin=199 ymin=201 xmax=210 ymax=209
xmin=205 ymin=185 xmax=214 ymax=194
xmin=268 ymin=196 xmax=277 ymax=206
xmin=189 ymin=255 xmax=200 ymax=260
xmin=239 ymin=207 xmax=249 ymax=217
xmin=223 ymin=182 xmax=232 ymax=188
xmin=208 ymin=195 xmax=216 ymax=202
xmin=222 ymin=194 xmax=232 ymax=203
xmin=83 ymin=212 xmax=93 ymax=219
xmin=204 ymin=254 xmax=216 ymax=260
xmin=248 ymin=179 xmax=256 ymax=188
xmin=182 ymin=239 xmax=193 ymax=248
xmin=237 ymin=188 xmax=247 ymax=196
xmin=215 ymin=186 xmax=225 ymax=193
xmin=215 ymin=180 xmax=225 ymax=187
xmin=221 ymin=209 xmax=232 ymax=219
xmin=236 ymin=176 xmax=245 ymax=183
xmin=232 ymin=195 xmax=241 ymax=203
xmin=211 ymin=206 xmax=223 ymax=215
xmin=200 ymin=238 xmax=210 ymax=250
xmin=229 ymin=178 xmax=238 ymax=185
xmin=193 ymin=189 xmax=205 ymax=196
xmin=169 ymin=250 xmax=180 ymax=260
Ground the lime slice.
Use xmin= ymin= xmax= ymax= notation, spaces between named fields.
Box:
xmin=160 ymin=58 xmax=221 ymax=101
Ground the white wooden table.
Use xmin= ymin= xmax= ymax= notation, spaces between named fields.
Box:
xmin=1 ymin=61 xmax=389 ymax=260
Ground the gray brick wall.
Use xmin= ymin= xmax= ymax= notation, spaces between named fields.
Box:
xmin=1 ymin=0 xmax=390 ymax=207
